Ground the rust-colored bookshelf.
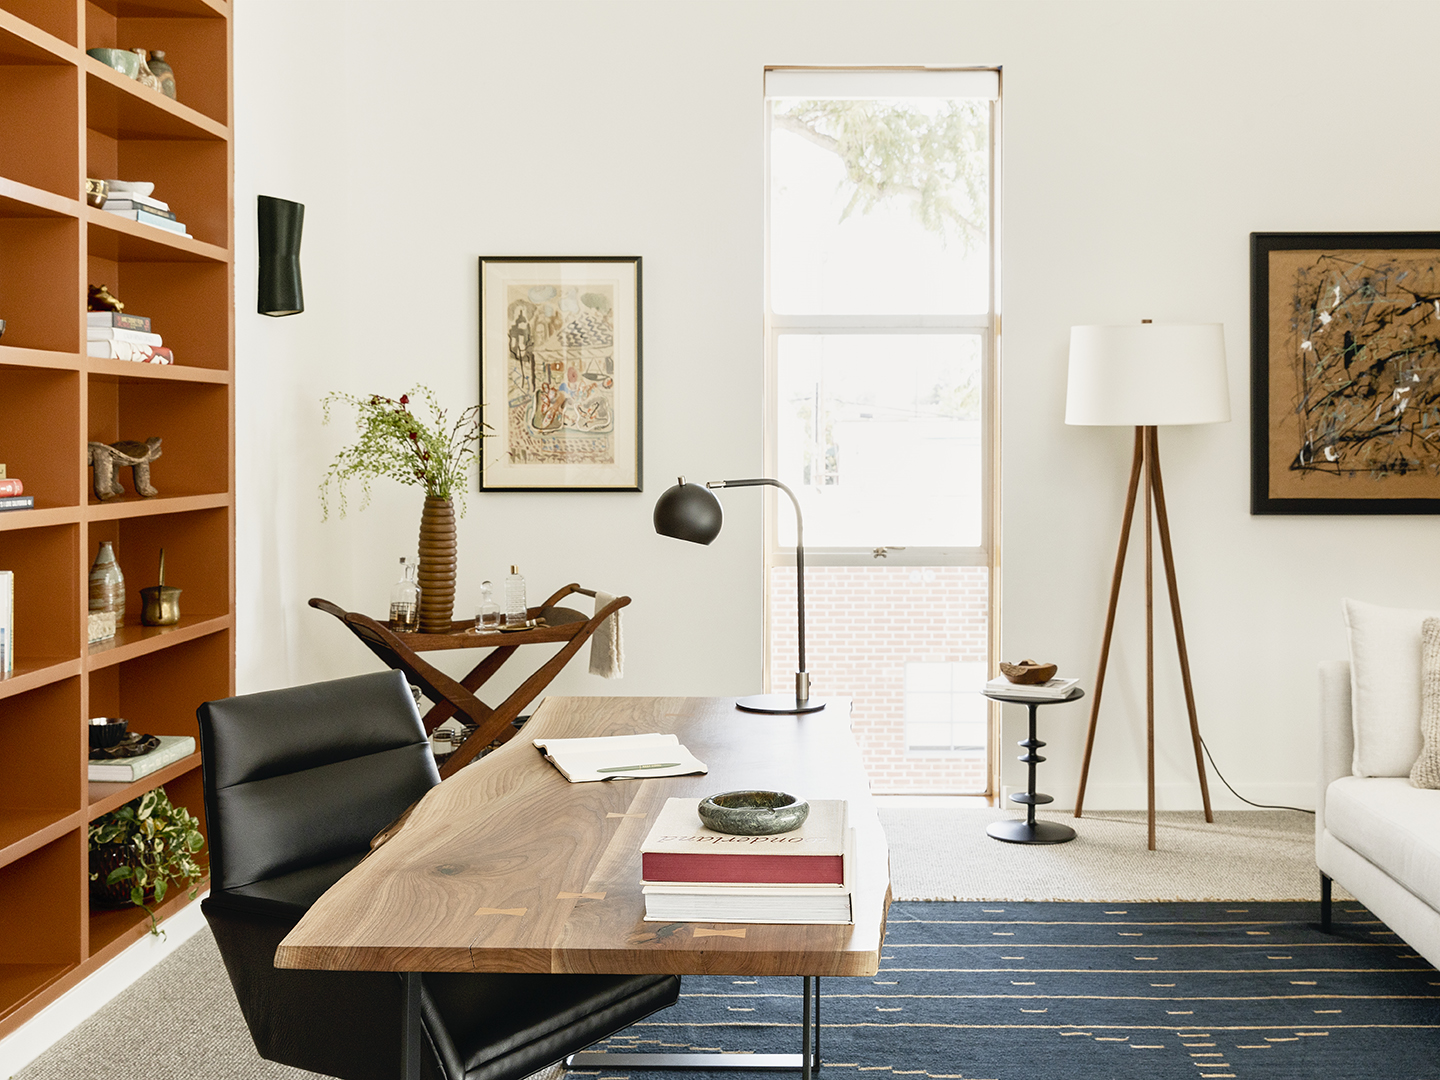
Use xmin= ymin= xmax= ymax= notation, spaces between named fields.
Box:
xmin=0 ymin=0 xmax=232 ymax=1039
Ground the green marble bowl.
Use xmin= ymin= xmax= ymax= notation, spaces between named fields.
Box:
xmin=698 ymin=790 xmax=810 ymax=835
xmin=87 ymin=48 xmax=140 ymax=78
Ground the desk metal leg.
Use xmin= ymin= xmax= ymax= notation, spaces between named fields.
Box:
xmin=401 ymin=972 xmax=422 ymax=1080
xmin=567 ymin=975 xmax=822 ymax=1072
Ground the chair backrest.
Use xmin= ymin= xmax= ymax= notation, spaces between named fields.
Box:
xmin=197 ymin=670 xmax=440 ymax=893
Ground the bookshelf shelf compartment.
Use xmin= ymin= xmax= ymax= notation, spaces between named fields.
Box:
xmin=87 ymin=870 xmax=207 ymax=962
xmin=86 ymin=611 xmax=228 ymax=668
xmin=87 ymin=356 xmax=228 ymax=384
xmin=0 ymin=216 xmax=81 ymax=353
xmin=0 ymin=366 xmax=81 ymax=509
xmin=0 ymin=1 xmax=77 ymax=50
xmin=0 ymin=60 xmax=78 ymax=200
xmin=87 ymin=749 xmax=199 ymax=818
xmin=0 ymin=808 xmax=79 ymax=873
xmin=0 ymin=832 xmax=83 ymax=1014
xmin=87 ymin=378 xmax=229 ymax=499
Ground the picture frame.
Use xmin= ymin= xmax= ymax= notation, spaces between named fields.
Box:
xmin=478 ymin=256 xmax=642 ymax=491
xmin=1251 ymin=231 xmax=1440 ymax=514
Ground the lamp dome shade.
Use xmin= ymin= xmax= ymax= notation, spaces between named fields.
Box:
xmin=653 ymin=479 xmax=723 ymax=544
xmin=1065 ymin=323 xmax=1230 ymax=426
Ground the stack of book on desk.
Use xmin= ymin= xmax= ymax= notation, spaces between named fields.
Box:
xmin=640 ymin=797 xmax=853 ymax=924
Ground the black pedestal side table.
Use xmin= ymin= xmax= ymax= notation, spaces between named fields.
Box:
xmin=984 ymin=687 xmax=1086 ymax=845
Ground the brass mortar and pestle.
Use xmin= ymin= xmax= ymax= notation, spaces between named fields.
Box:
xmin=140 ymin=548 xmax=181 ymax=626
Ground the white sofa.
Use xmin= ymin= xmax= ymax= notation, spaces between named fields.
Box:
xmin=1318 ymin=659 xmax=1440 ymax=966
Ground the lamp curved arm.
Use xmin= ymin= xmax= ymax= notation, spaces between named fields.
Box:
xmin=708 ymin=478 xmax=806 ymax=676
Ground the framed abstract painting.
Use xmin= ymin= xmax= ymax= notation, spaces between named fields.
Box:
xmin=1251 ymin=231 xmax=1440 ymax=514
xmin=478 ymin=256 xmax=642 ymax=491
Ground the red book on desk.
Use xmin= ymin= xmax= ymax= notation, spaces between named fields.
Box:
xmin=640 ymin=798 xmax=847 ymax=885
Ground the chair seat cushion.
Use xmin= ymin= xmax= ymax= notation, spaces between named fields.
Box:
xmin=1327 ymin=775 xmax=1440 ymax=908
xmin=424 ymin=972 xmax=680 ymax=1080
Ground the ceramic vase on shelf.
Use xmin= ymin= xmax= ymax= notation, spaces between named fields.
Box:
xmin=146 ymin=50 xmax=175 ymax=99
xmin=416 ymin=497 xmax=456 ymax=633
xmin=89 ymin=541 xmax=125 ymax=621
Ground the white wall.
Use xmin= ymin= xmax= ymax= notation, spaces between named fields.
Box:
xmin=235 ymin=0 xmax=1440 ymax=811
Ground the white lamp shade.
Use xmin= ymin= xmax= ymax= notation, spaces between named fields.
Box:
xmin=1065 ymin=323 xmax=1230 ymax=426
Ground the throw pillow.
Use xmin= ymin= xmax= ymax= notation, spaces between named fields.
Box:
xmin=1412 ymin=618 xmax=1440 ymax=789
xmin=1343 ymin=598 xmax=1435 ymax=777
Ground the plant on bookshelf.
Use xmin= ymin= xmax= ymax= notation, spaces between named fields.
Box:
xmin=88 ymin=786 xmax=206 ymax=936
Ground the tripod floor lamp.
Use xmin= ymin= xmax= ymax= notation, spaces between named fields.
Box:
xmin=1065 ymin=322 xmax=1230 ymax=850
xmin=653 ymin=476 xmax=827 ymax=714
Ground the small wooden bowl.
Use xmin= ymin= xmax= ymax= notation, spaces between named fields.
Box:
xmin=999 ymin=660 xmax=1057 ymax=685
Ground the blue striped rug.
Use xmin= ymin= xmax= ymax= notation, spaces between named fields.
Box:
xmin=588 ymin=901 xmax=1440 ymax=1079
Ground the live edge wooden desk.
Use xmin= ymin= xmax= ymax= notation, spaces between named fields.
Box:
xmin=275 ymin=696 xmax=891 ymax=1080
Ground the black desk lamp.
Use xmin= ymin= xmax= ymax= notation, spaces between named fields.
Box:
xmin=653 ymin=476 xmax=826 ymax=714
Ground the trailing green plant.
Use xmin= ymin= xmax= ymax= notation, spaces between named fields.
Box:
xmin=89 ymin=786 xmax=206 ymax=936
xmin=320 ymin=385 xmax=485 ymax=519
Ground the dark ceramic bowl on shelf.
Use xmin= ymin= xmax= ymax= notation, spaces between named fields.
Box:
xmin=88 ymin=717 xmax=127 ymax=750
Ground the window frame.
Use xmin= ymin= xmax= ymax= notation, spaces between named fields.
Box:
xmin=761 ymin=67 xmax=1003 ymax=792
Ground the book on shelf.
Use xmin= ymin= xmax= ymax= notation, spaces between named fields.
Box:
xmin=103 ymin=192 xmax=169 ymax=212
xmin=532 ymin=732 xmax=707 ymax=783
xmin=102 ymin=200 xmax=175 ymax=219
xmin=0 ymin=479 xmax=21 ymax=497
xmin=0 ymin=496 xmax=33 ymax=512
xmin=86 ymin=340 xmax=174 ymax=364
xmin=88 ymin=734 xmax=196 ymax=783
xmin=87 ymin=311 xmax=152 ymax=332
xmin=0 ymin=570 xmax=11 ymax=675
xmin=640 ymin=797 xmax=848 ymax=885
xmin=87 ymin=326 xmax=163 ymax=346
xmin=103 ymin=208 xmax=190 ymax=237
xmin=984 ymin=675 xmax=1080 ymax=700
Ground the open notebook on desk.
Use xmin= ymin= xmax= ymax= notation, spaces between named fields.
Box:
xmin=533 ymin=732 xmax=708 ymax=782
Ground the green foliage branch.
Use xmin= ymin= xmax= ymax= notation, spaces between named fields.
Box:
xmin=320 ymin=385 xmax=485 ymax=519
xmin=773 ymin=99 xmax=989 ymax=248
xmin=89 ymin=786 xmax=206 ymax=936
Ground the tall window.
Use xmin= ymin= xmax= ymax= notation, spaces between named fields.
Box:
xmin=764 ymin=68 xmax=999 ymax=794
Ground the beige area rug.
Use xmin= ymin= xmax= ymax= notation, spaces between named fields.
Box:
xmin=878 ymin=807 xmax=1349 ymax=903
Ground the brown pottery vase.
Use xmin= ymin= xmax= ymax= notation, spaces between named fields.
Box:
xmin=416 ymin=496 xmax=456 ymax=633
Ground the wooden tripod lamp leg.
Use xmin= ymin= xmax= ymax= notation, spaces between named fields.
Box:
xmin=1146 ymin=428 xmax=1215 ymax=823
xmin=1075 ymin=427 xmax=1146 ymax=818
xmin=1144 ymin=427 xmax=1156 ymax=852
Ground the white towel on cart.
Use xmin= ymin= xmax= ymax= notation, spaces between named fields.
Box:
xmin=588 ymin=591 xmax=624 ymax=678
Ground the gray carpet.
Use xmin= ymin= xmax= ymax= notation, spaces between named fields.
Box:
xmin=879 ymin=807 xmax=1341 ymax=902
xmin=14 ymin=809 xmax=1331 ymax=1080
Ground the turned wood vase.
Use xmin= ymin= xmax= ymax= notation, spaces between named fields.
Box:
xmin=417 ymin=496 xmax=457 ymax=633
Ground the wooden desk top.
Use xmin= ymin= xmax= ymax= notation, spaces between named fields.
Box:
xmin=276 ymin=697 xmax=891 ymax=978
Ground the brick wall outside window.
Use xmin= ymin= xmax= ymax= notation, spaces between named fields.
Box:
xmin=769 ymin=565 xmax=990 ymax=793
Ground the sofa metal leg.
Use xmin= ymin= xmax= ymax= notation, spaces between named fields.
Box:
xmin=1319 ymin=873 xmax=1332 ymax=932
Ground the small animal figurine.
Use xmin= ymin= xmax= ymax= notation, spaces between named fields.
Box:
xmin=88 ymin=437 xmax=162 ymax=500
xmin=88 ymin=284 xmax=125 ymax=312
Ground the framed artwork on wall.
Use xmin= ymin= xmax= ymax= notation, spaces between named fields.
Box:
xmin=478 ymin=256 xmax=642 ymax=491
xmin=1251 ymin=231 xmax=1440 ymax=514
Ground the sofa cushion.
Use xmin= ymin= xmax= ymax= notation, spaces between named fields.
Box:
xmin=1326 ymin=775 xmax=1440 ymax=909
xmin=1412 ymin=618 xmax=1440 ymax=789
xmin=1343 ymin=598 xmax=1434 ymax=777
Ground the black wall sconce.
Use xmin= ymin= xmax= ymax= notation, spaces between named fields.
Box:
xmin=257 ymin=195 xmax=304 ymax=316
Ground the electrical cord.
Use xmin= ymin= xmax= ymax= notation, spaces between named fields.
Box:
xmin=1199 ymin=736 xmax=1314 ymax=815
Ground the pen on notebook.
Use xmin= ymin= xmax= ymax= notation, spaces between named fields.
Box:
xmin=596 ymin=762 xmax=681 ymax=773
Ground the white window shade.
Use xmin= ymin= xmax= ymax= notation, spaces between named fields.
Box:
xmin=765 ymin=68 xmax=999 ymax=100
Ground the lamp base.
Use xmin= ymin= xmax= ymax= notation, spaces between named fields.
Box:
xmin=734 ymin=694 xmax=828 ymax=715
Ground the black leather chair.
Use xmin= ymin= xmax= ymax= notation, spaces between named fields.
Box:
xmin=197 ymin=670 xmax=679 ymax=1080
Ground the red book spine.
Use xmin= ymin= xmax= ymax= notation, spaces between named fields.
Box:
xmin=641 ymin=852 xmax=844 ymax=885
xmin=0 ymin=479 xmax=23 ymax=497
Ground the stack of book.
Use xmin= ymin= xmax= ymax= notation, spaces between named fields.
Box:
xmin=101 ymin=188 xmax=191 ymax=239
xmin=984 ymin=675 xmax=1081 ymax=700
xmin=0 ymin=464 xmax=31 ymax=512
xmin=87 ymin=311 xmax=173 ymax=364
xmin=639 ymin=798 xmax=853 ymax=924
xmin=88 ymin=733 xmax=195 ymax=782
